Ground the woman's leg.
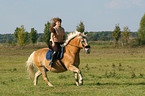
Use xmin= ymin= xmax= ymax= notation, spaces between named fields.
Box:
xmin=49 ymin=42 xmax=59 ymax=67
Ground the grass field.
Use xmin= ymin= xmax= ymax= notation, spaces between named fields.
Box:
xmin=0 ymin=42 xmax=145 ymax=96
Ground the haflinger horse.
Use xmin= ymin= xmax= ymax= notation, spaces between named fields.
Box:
xmin=26 ymin=31 xmax=90 ymax=87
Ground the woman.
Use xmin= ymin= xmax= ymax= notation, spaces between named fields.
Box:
xmin=49 ymin=17 xmax=66 ymax=67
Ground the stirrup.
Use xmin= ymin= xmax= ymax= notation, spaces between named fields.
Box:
xmin=49 ymin=61 xmax=53 ymax=67
xmin=49 ymin=51 xmax=57 ymax=67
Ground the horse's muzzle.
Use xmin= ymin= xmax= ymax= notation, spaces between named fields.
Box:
xmin=84 ymin=45 xmax=90 ymax=54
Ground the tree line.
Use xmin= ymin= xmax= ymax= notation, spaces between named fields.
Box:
xmin=0 ymin=31 xmax=138 ymax=43
xmin=0 ymin=14 xmax=145 ymax=47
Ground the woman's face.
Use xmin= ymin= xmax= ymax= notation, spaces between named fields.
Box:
xmin=56 ymin=21 xmax=61 ymax=26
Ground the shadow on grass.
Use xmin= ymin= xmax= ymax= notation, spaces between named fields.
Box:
xmin=47 ymin=82 xmax=145 ymax=87
xmin=87 ymin=82 xmax=145 ymax=86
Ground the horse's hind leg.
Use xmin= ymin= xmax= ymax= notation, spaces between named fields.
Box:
xmin=34 ymin=70 xmax=41 ymax=85
xmin=78 ymin=71 xmax=83 ymax=85
xmin=38 ymin=66 xmax=53 ymax=87
xmin=74 ymin=72 xmax=79 ymax=86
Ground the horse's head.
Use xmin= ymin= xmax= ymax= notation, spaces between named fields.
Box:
xmin=63 ymin=31 xmax=91 ymax=54
xmin=78 ymin=32 xmax=91 ymax=54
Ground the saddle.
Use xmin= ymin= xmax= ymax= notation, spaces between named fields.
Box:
xmin=46 ymin=47 xmax=67 ymax=70
xmin=46 ymin=47 xmax=64 ymax=60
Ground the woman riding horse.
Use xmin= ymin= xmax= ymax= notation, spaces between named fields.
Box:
xmin=26 ymin=31 xmax=90 ymax=87
xmin=49 ymin=17 xmax=66 ymax=67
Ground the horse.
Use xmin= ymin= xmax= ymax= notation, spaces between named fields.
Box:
xmin=26 ymin=31 xmax=91 ymax=87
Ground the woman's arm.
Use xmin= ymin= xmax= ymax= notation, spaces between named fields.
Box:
xmin=62 ymin=28 xmax=66 ymax=42
xmin=50 ymin=28 xmax=56 ymax=46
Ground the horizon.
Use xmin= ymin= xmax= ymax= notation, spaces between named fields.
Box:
xmin=0 ymin=30 xmax=138 ymax=35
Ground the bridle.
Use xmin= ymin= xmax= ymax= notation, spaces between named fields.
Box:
xmin=68 ymin=37 xmax=90 ymax=49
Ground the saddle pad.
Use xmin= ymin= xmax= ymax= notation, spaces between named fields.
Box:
xmin=46 ymin=47 xmax=64 ymax=60
xmin=46 ymin=50 xmax=53 ymax=60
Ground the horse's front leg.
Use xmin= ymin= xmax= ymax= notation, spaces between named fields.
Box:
xmin=69 ymin=65 xmax=83 ymax=86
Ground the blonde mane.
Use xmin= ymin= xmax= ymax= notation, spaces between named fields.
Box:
xmin=63 ymin=31 xmax=81 ymax=46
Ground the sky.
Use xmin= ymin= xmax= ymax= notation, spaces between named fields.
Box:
xmin=0 ymin=0 xmax=145 ymax=34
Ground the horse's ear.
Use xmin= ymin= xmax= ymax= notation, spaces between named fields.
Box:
xmin=82 ymin=32 xmax=88 ymax=37
xmin=84 ymin=32 xmax=88 ymax=36
xmin=79 ymin=32 xmax=82 ymax=36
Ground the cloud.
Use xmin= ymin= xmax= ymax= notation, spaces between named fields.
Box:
xmin=105 ymin=0 xmax=145 ymax=8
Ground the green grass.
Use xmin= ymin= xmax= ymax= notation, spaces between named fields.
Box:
xmin=0 ymin=43 xmax=145 ymax=96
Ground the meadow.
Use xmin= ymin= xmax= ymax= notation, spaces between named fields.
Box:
xmin=0 ymin=42 xmax=145 ymax=96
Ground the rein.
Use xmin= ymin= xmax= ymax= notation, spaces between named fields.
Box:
xmin=68 ymin=43 xmax=90 ymax=49
xmin=64 ymin=35 xmax=90 ymax=49
xmin=67 ymin=39 xmax=90 ymax=49
xmin=68 ymin=44 xmax=83 ymax=49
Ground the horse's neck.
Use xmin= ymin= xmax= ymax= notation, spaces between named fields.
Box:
xmin=66 ymin=38 xmax=80 ymax=54
xmin=63 ymin=37 xmax=81 ymax=66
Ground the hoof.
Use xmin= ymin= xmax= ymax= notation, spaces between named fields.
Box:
xmin=79 ymin=80 xmax=83 ymax=85
xmin=48 ymin=83 xmax=54 ymax=87
xmin=76 ymin=82 xmax=79 ymax=86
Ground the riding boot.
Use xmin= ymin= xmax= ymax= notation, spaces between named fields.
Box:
xmin=49 ymin=51 xmax=57 ymax=67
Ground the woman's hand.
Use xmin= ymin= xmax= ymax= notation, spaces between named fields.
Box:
xmin=52 ymin=42 xmax=55 ymax=47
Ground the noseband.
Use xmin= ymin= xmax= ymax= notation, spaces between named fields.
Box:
xmin=84 ymin=45 xmax=90 ymax=48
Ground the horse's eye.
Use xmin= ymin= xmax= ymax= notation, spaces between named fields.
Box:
xmin=81 ymin=38 xmax=84 ymax=40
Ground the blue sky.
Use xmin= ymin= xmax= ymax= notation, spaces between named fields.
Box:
xmin=0 ymin=0 xmax=145 ymax=34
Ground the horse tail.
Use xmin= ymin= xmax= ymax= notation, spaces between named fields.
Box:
xmin=26 ymin=51 xmax=36 ymax=79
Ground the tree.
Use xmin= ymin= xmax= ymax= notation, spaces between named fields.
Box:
xmin=38 ymin=35 xmax=44 ymax=42
xmin=29 ymin=28 xmax=38 ymax=46
xmin=138 ymin=14 xmax=145 ymax=44
xmin=14 ymin=27 xmax=20 ymax=41
xmin=76 ymin=21 xmax=85 ymax=33
xmin=44 ymin=21 xmax=51 ymax=47
xmin=112 ymin=24 xmax=121 ymax=46
xmin=15 ymin=25 xmax=29 ymax=46
xmin=122 ymin=26 xmax=130 ymax=46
